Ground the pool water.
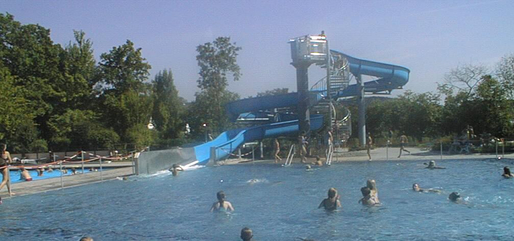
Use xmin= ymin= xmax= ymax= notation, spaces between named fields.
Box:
xmin=1 ymin=159 xmax=513 ymax=240
xmin=9 ymin=168 xmax=95 ymax=183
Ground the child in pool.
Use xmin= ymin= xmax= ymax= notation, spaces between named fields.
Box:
xmin=359 ymin=187 xmax=377 ymax=206
xmin=210 ymin=191 xmax=235 ymax=212
xmin=318 ymin=188 xmax=341 ymax=211
xmin=502 ymin=166 xmax=513 ymax=178
xmin=169 ymin=164 xmax=183 ymax=176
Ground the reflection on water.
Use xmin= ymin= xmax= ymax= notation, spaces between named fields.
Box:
xmin=1 ymin=159 xmax=514 ymax=240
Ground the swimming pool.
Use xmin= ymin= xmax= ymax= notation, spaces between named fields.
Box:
xmin=9 ymin=168 xmax=95 ymax=183
xmin=1 ymin=158 xmax=513 ymax=240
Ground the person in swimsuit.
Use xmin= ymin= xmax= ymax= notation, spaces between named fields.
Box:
xmin=169 ymin=164 xmax=183 ymax=176
xmin=366 ymin=179 xmax=380 ymax=204
xmin=412 ymin=183 xmax=441 ymax=193
xmin=0 ymin=144 xmax=13 ymax=196
xmin=210 ymin=191 xmax=234 ymax=212
xmin=502 ymin=166 xmax=513 ymax=178
xmin=398 ymin=134 xmax=411 ymax=158
xmin=240 ymin=227 xmax=253 ymax=241
xmin=19 ymin=167 xmax=33 ymax=181
xmin=426 ymin=160 xmax=445 ymax=169
xmin=359 ymin=187 xmax=377 ymax=206
xmin=367 ymin=132 xmax=373 ymax=161
xmin=318 ymin=187 xmax=341 ymax=211
xmin=273 ymin=138 xmax=282 ymax=163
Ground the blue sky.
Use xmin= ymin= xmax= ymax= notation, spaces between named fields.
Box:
xmin=3 ymin=0 xmax=514 ymax=101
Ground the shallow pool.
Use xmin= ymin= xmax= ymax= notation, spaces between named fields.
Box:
xmin=1 ymin=158 xmax=514 ymax=240
xmin=9 ymin=168 xmax=95 ymax=183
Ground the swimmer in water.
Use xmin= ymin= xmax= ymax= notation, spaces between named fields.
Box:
xmin=318 ymin=187 xmax=341 ymax=211
xmin=210 ymin=191 xmax=234 ymax=212
xmin=502 ymin=166 xmax=513 ymax=178
xmin=359 ymin=187 xmax=377 ymax=206
xmin=366 ymin=179 xmax=380 ymax=204
xmin=19 ymin=167 xmax=33 ymax=181
xmin=412 ymin=183 xmax=441 ymax=193
xmin=426 ymin=160 xmax=445 ymax=169
xmin=240 ymin=227 xmax=253 ymax=241
xmin=449 ymin=192 xmax=461 ymax=202
xmin=313 ymin=156 xmax=323 ymax=166
xmin=169 ymin=164 xmax=184 ymax=176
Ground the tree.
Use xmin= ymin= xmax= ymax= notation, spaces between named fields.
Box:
xmin=151 ymin=69 xmax=184 ymax=139
xmin=98 ymin=40 xmax=151 ymax=94
xmin=474 ymin=75 xmax=513 ymax=136
xmin=97 ymin=40 xmax=153 ymax=143
xmin=193 ymin=37 xmax=241 ymax=134
xmin=496 ymin=53 xmax=514 ymax=98
xmin=441 ymin=64 xmax=488 ymax=98
xmin=0 ymin=13 xmax=66 ymax=142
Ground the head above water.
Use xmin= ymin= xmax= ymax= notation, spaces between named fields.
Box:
xmin=428 ymin=160 xmax=436 ymax=167
xmin=504 ymin=166 xmax=511 ymax=175
xmin=361 ymin=187 xmax=371 ymax=196
xmin=412 ymin=183 xmax=420 ymax=191
xmin=366 ymin=179 xmax=377 ymax=190
xmin=217 ymin=191 xmax=226 ymax=201
xmin=80 ymin=237 xmax=94 ymax=241
xmin=328 ymin=188 xmax=337 ymax=198
xmin=449 ymin=192 xmax=461 ymax=202
xmin=240 ymin=227 xmax=253 ymax=241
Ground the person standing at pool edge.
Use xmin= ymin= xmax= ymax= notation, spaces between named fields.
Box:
xmin=367 ymin=132 xmax=373 ymax=161
xmin=210 ymin=191 xmax=234 ymax=212
xmin=398 ymin=134 xmax=410 ymax=158
xmin=0 ymin=144 xmax=13 ymax=196
xmin=273 ymin=138 xmax=282 ymax=163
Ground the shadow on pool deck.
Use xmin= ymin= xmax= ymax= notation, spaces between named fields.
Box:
xmin=2 ymin=164 xmax=134 ymax=199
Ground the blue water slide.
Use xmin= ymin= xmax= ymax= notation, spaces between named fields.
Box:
xmin=226 ymin=92 xmax=323 ymax=121
xmin=330 ymin=50 xmax=410 ymax=97
xmin=193 ymin=115 xmax=324 ymax=164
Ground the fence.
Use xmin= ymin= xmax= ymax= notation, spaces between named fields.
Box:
xmin=5 ymin=150 xmax=136 ymax=195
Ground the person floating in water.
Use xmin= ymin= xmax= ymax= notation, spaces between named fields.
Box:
xmin=426 ymin=160 xmax=445 ymax=169
xmin=398 ymin=134 xmax=410 ymax=158
xmin=19 ymin=167 xmax=32 ymax=181
xmin=318 ymin=187 xmax=341 ymax=211
xmin=169 ymin=164 xmax=184 ymax=176
xmin=502 ymin=166 xmax=513 ymax=178
xmin=449 ymin=192 xmax=461 ymax=202
xmin=273 ymin=138 xmax=282 ymax=163
xmin=359 ymin=187 xmax=377 ymax=206
xmin=240 ymin=227 xmax=253 ymax=241
xmin=412 ymin=183 xmax=441 ymax=193
xmin=0 ymin=143 xmax=14 ymax=196
xmin=210 ymin=191 xmax=235 ymax=212
xmin=367 ymin=132 xmax=373 ymax=161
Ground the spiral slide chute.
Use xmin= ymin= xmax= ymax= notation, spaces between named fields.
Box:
xmin=193 ymin=115 xmax=324 ymax=165
xmin=331 ymin=50 xmax=410 ymax=98
xmin=226 ymin=92 xmax=323 ymax=121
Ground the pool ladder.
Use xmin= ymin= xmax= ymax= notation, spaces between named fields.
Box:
xmin=284 ymin=144 xmax=295 ymax=166
xmin=326 ymin=144 xmax=334 ymax=166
